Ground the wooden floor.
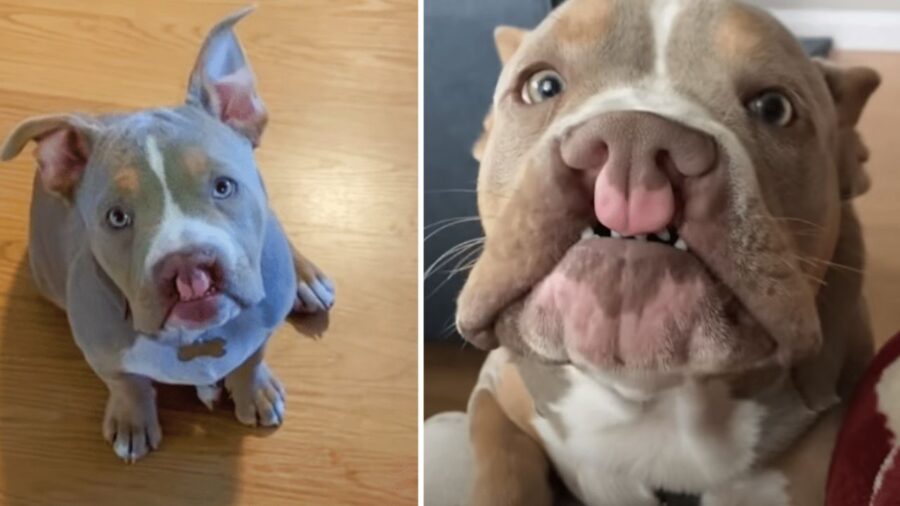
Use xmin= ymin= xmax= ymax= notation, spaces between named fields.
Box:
xmin=0 ymin=1 xmax=417 ymax=505
xmin=425 ymin=51 xmax=900 ymax=418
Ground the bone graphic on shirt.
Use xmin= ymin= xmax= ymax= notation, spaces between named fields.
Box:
xmin=178 ymin=337 xmax=227 ymax=362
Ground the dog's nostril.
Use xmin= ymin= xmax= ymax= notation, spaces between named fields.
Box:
xmin=655 ymin=149 xmax=673 ymax=172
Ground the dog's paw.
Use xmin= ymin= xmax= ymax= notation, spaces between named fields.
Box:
xmin=294 ymin=275 xmax=335 ymax=314
xmin=292 ymin=253 xmax=335 ymax=314
xmin=225 ymin=362 xmax=286 ymax=427
xmin=195 ymin=383 xmax=222 ymax=410
xmin=102 ymin=389 xmax=162 ymax=463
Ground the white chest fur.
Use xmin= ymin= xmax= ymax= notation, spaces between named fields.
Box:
xmin=530 ymin=367 xmax=766 ymax=504
xmin=121 ymin=330 xmax=265 ymax=386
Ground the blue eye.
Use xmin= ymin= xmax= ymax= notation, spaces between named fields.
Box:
xmin=106 ymin=206 xmax=132 ymax=229
xmin=212 ymin=177 xmax=237 ymax=199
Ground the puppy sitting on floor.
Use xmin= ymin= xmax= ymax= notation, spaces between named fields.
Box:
xmin=425 ymin=0 xmax=879 ymax=504
xmin=0 ymin=7 xmax=334 ymax=462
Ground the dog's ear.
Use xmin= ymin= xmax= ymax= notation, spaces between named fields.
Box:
xmin=494 ymin=26 xmax=527 ymax=65
xmin=815 ymin=59 xmax=881 ymax=200
xmin=186 ymin=7 xmax=268 ymax=148
xmin=0 ymin=114 xmax=100 ymax=200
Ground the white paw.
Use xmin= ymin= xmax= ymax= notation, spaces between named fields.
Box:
xmin=196 ymin=384 xmax=222 ymax=410
xmin=702 ymin=471 xmax=790 ymax=506
xmin=225 ymin=362 xmax=286 ymax=427
xmin=102 ymin=390 xmax=162 ymax=463
xmin=293 ymin=274 xmax=335 ymax=314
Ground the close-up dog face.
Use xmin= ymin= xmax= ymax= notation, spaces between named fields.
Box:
xmin=0 ymin=8 xmax=270 ymax=341
xmin=456 ymin=0 xmax=880 ymax=377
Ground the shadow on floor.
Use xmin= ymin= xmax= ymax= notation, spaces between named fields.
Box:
xmin=0 ymin=253 xmax=270 ymax=505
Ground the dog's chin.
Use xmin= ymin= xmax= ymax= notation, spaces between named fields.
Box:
xmin=492 ymin=235 xmax=778 ymax=375
xmin=153 ymin=294 xmax=243 ymax=345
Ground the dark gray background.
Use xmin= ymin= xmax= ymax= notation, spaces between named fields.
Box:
xmin=424 ymin=0 xmax=556 ymax=341
xmin=423 ymin=0 xmax=830 ymax=341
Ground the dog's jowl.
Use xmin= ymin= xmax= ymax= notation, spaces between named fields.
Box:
xmin=0 ymin=7 xmax=335 ymax=462
xmin=426 ymin=0 xmax=881 ymax=505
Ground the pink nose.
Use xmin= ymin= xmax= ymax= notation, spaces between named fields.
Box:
xmin=561 ymin=112 xmax=717 ymax=236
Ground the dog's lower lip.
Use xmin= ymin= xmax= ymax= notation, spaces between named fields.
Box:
xmin=506 ymin=238 xmax=774 ymax=371
xmin=161 ymin=292 xmax=230 ymax=329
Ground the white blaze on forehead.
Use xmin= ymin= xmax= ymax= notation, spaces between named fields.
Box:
xmin=142 ymin=135 xmax=238 ymax=277
xmin=650 ymin=0 xmax=687 ymax=78
xmin=145 ymin=135 xmax=180 ymax=227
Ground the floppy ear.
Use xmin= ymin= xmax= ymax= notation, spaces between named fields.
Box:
xmin=186 ymin=6 xmax=267 ymax=147
xmin=494 ymin=26 xmax=527 ymax=65
xmin=815 ymin=59 xmax=881 ymax=200
xmin=0 ymin=114 xmax=99 ymax=200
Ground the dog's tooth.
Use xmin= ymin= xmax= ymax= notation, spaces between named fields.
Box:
xmin=581 ymin=227 xmax=594 ymax=240
xmin=611 ymin=231 xmax=622 ymax=239
xmin=674 ymin=238 xmax=688 ymax=251
xmin=657 ymin=230 xmax=671 ymax=242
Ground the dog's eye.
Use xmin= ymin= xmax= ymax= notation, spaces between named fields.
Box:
xmin=747 ymin=91 xmax=795 ymax=127
xmin=106 ymin=206 xmax=132 ymax=230
xmin=522 ymin=70 xmax=565 ymax=105
xmin=212 ymin=177 xmax=237 ymax=199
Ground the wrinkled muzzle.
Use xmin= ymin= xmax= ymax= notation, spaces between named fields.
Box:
xmin=127 ymin=225 xmax=267 ymax=338
xmin=457 ymin=111 xmax=822 ymax=374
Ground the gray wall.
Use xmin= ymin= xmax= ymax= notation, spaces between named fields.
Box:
xmin=745 ymin=0 xmax=900 ymax=9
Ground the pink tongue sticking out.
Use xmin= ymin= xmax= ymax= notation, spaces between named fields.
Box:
xmin=175 ymin=268 xmax=211 ymax=301
xmin=594 ymin=167 xmax=675 ymax=236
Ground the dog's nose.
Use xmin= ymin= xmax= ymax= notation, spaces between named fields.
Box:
xmin=560 ymin=111 xmax=717 ymax=236
xmin=154 ymin=250 xmax=219 ymax=301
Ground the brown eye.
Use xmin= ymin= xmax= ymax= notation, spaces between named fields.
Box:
xmin=747 ymin=91 xmax=795 ymax=127
xmin=522 ymin=69 xmax=565 ymax=105
xmin=212 ymin=177 xmax=237 ymax=199
xmin=106 ymin=206 xmax=132 ymax=230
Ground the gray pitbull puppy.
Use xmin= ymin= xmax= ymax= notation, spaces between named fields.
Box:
xmin=0 ymin=7 xmax=334 ymax=462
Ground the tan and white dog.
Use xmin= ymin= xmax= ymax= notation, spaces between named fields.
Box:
xmin=425 ymin=0 xmax=880 ymax=504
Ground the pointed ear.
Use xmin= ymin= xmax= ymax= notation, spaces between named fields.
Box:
xmin=1 ymin=114 xmax=100 ymax=200
xmin=494 ymin=26 xmax=527 ymax=65
xmin=186 ymin=6 xmax=267 ymax=147
xmin=815 ymin=59 xmax=881 ymax=200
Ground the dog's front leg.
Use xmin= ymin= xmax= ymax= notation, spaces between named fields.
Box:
xmin=101 ymin=373 xmax=161 ymax=463
xmin=290 ymin=243 xmax=335 ymax=314
xmin=468 ymin=389 xmax=554 ymax=506
xmin=225 ymin=346 xmax=286 ymax=427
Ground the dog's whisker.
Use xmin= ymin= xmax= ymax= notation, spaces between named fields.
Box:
xmin=763 ymin=215 xmax=827 ymax=231
xmin=425 ymin=189 xmax=479 ymax=195
xmin=424 ymin=217 xmax=482 ymax=240
xmin=773 ymin=255 xmax=828 ymax=287
xmin=425 ymin=237 xmax=485 ymax=280
xmin=790 ymin=255 xmax=864 ymax=274
xmin=426 ymin=243 xmax=485 ymax=297
xmin=427 ymin=247 xmax=484 ymax=297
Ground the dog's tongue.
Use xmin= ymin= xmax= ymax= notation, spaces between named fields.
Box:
xmin=176 ymin=268 xmax=211 ymax=301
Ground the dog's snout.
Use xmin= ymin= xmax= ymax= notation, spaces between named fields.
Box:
xmin=560 ymin=112 xmax=717 ymax=236
xmin=154 ymin=249 xmax=221 ymax=301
